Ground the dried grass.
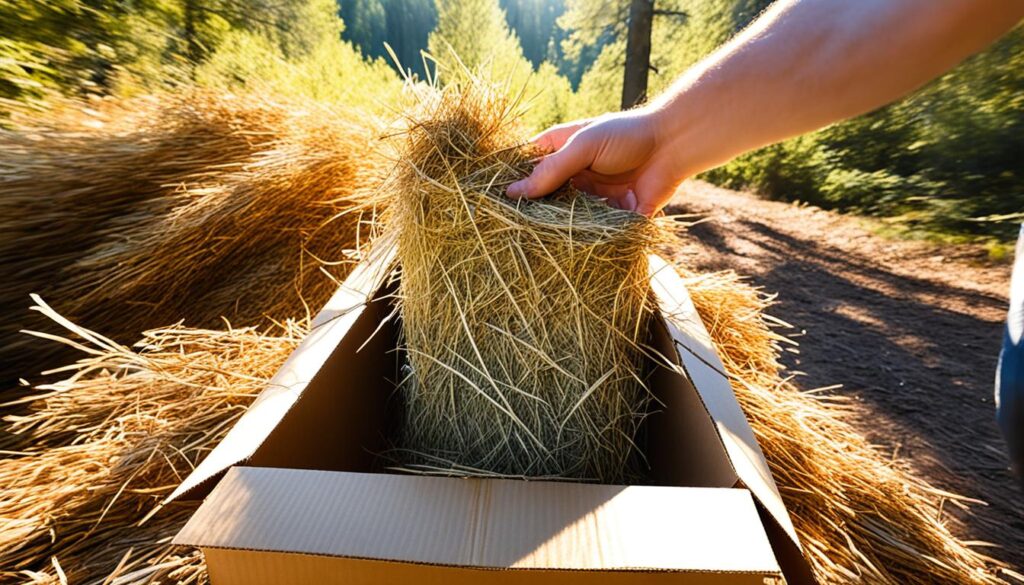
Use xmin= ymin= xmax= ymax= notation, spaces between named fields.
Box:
xmin=0 ymin=91 xmax=384 ymax=388
xmin=1 ymin=296 xmax=301 ymax=584
xmin=4 ymin=275 xmax=1008 ymax=584
xmin=387 ymin=78 xmax=666 ymax=482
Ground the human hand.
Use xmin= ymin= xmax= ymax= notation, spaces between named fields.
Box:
xmin=506 ymin=109 xmax=688 ymax=216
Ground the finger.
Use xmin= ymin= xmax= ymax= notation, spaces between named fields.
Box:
xmin=571 ymin=175 xmax=636 ymax=212
xmin=508 ymin=134 xmax=595 ymax=199
xmin=619 ymin=189 xmax=638 ymax=213
xmin=531 ymin=119 xmax=592 ymax=153
xmin=572 ymin=175 xmax=632 ymax=201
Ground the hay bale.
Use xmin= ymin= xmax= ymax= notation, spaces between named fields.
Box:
xmin=0 ymin=91 xmax=384 ymax=388
xmin=388 ymin=79 xmax=663 ymax=483
xmin=3 ymin=274 xmax=1007 ymax=584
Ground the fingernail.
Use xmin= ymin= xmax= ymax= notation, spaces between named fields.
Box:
xmin=623 ymin=189 xmax=638 ymax=212
xmin=507 ymin=180 xmax=528 ymax=198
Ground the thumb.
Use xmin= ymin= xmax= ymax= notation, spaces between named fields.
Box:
xmin=507 ymin=134 xmax=595 ymax=199
xmin=634 ymin=171 xmax=678 ymax=217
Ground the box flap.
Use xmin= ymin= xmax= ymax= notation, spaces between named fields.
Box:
xmin=642 ymin=312 xmax=740 ymax=489
xmin=648 ymin=255 xmax=815 ymax=584
xmin=161 ymin=242 xmax=397 ymax=505
xmin=175 ymin=466 xmax=780 ymax=575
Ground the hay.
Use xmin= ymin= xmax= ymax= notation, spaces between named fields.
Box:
xmin=388 ymin=79 xmax=664 ymax=482
xmin=0 ymin=91 xmax=384 ymax=389
xmin=3 ymin=275 xmax=1008 ymax=584
xmin=0 ymin=296 xmax=300 ymax=584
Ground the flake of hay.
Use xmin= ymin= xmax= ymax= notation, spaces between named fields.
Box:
xmin=387 ymin=78 xmax=667 ymax=483
xmin=1 ymin=275 xmax=1009 ymax=584
xmin=0 ymin=91 xmax=385 ymax=388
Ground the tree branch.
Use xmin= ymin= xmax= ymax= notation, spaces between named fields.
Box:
xmin=653 ymin=9 xmax=688 ymax=19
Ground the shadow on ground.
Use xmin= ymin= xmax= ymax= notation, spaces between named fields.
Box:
xmin=667 ymin=195 xmax=1023 ymax=571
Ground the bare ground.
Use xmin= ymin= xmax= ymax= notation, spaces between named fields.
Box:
xmin=666 ymin=180 xmax=1023 ymax=574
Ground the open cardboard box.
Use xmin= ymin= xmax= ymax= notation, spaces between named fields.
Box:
xmin=168 ymin=242 xmax=817 ymax=584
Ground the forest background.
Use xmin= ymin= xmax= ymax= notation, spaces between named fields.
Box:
xmin=4 ymin=0 xmax=1021 ymax=248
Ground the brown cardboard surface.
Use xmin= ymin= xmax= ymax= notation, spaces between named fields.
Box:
xmin=648 ymin=255 xmax=814 ymax=584
xmin=162 ymin=243 xmax=396 ymax=503
xmin=177 ymin=466 xmax=780 ymax=577
xmin=169 ymin=244 xmax=814 ymax=583
xmin=641 ymin=314 xmax=738 ymax=488
xmin=203 ymin=548 xmax=769 ymax=585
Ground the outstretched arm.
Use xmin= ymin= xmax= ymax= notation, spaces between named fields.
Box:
xmin=508 ymin=0 xmax=1024 ymax=215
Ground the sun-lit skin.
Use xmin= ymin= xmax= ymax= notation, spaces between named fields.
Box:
xmin=507 ymin=0 xmax=1024 ymax=216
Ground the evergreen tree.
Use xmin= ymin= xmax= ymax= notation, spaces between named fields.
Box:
xmin=340 ymin=0 xmax=437 ymax=78
xmin=499 ymin=0 xmax=564 ymax=68
xmin=0 ymin=0 xmax=343 ymax=101
xmin=426 ymin=0 xmax=572 ymax=132
xmin=559 ymin=0 xmax=686 ymax=110
xmin=428 ymin=0 xmax=528 ymax=77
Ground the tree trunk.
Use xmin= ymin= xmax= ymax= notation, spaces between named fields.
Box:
xmin=183 ymin=0 xmax=202 ymax=77
xmin=621 ymin=0 xmax=654 ymax=110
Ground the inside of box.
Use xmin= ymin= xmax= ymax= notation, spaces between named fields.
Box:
xmin=243 ymin=286 xmax=736 ymax=489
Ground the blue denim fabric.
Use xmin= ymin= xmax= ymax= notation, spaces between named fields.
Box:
xmin=996 ymin=225 xmax=1024 ymax=473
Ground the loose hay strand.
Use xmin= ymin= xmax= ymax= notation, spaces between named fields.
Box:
xmin=681 ymin=269 xmax=1005 ymax=584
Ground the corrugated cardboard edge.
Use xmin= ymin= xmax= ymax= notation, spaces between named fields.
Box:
xmin=648 ymin=254 xmax=815 ymax=584
xmin=201 ymin=547 xmax=770 ymax=585
xmin=159 ymin=238 xmax=397 ymax=505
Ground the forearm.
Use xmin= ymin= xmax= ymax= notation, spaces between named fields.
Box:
xmin=648 ymin=0 xmax=1024 ymax=176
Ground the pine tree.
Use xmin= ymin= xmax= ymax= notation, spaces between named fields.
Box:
xmin=428 ymin=0 xmax=528 ymax=79
xmin=559 ymin=0 xmax=686 ymax=110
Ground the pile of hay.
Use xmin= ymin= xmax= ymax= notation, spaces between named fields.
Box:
xmin=0 ymin=91 xmax=384 ymax=389
xmin=388 ymin=81 xmax=664 ymax=482
xmin=0 ymin=80 xmax=1010 ymax=584
xmin=1 ymin=296 xmax=301 ymax=584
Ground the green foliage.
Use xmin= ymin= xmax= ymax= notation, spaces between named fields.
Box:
xmin=339 ymin=0 xmax=598 ymax=87
xmin=428 ymin=0 xmax=527 ymax=75
xmin=524 ymin=61 xmax=574 ymax=131
xmin=0 ymin=0 xmax=353 ymax=102
xmin=340 ymin=0 xmax=437 ymax=78
xmin=194 ymin=4 xmax=402 ymax=111
xmin=426 ymin=0 xmax=573 ymax=133
xmin=705 ymin=21 xmax=1024 ymax=241
xmin=0 ymin=0 xmax=163 ymax=100
xmin=563 ymin=0 xmax=689 ymax=118
xmin=2 ymin=0 xmax=1019 ymax=242
xmin=556 ymin=0 xmax=1023 ymax=241
xmin=499 ymin=0 xmax=564 ymax=68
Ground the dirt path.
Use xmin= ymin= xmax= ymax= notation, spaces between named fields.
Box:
xmin=666 ymin=180 xmax=1022 ymax=573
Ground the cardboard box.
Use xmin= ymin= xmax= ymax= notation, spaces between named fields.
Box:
xmin=168 ymin=242 xmax=816 ymax=584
